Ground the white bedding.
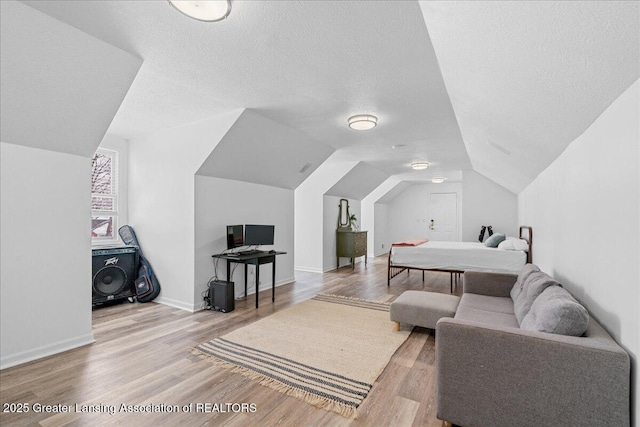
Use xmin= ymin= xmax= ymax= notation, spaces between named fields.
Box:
xmin=391 ymin=241 xmax=527 ymax=274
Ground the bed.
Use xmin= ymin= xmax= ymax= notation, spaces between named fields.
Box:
xmin=388 ymin=226 xmax=533 ymax=290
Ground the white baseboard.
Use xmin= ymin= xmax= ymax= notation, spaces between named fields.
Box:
xmin=154 ymin=296 xmax=198 ymax=313
xmin=0 ymin=333 xmax=95 ymax=370
xmin=295 ymin=266 xmax=324 ymax=274
xmin=240 ymin=276 xmax=295 ymax=297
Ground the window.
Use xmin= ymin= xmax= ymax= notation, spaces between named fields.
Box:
xmin=91 ymin=148 xmax=119 ymax=243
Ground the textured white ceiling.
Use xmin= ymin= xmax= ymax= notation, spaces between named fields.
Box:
xmin=11 ymin=1 xmax=640 ymax=195
xmin=22 ymin=0 xmax=471 ymax=181
xmin=0 ymin=1 xmax=141 ymax=157
xmin=419 ymin=0 xmax=640 ymax=193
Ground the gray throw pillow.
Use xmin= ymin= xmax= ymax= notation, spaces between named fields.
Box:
xmin=484 ymin=233 xmax=506 ymax=248
xmin=513 ymin=271 xmax=559 ymax=324
xmin=520 ymin=286 xmax=589 ymax=336
xmin=510 ymin=263 xmax=540 ymax=303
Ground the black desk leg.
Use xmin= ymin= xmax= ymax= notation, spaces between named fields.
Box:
xmin=255 ymin=264 xmax=260 ymax=309
xmin=272 ymin=257 xmax=276 ymax=302
xmin=244 ymin=264 xmax=248 ymax=298
xmin=226 ymin=260 xmax=231 ymax=282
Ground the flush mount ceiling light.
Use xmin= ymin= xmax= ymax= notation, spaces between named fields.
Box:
xmin=411 ymin=161 xmax=430 ymax=170
xmin=431 ymin=177 xmax=446 ymax=184
xmin=348 ymin=114 xmax=377 ymax=131
xmin=168 ymin=0 xmax=231 ymax=22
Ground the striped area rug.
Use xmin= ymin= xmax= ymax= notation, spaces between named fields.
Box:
xmin=192 ymin=294 xmax=411 ymax=418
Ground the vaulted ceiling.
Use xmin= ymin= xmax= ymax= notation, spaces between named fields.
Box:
xmin=0 ymin=1 xmax=141 ymax=157
xmin=13 ymin=1 xmax=640 ymax=194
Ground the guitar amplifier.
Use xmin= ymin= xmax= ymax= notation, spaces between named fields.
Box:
xmin=92 ymin=247 xmax=138 ymax=306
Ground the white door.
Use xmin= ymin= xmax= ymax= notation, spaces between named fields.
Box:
xmin=429 ymin=193 xmax=458 ymax=241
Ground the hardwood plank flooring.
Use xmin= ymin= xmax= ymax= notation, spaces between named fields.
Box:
xmin=0 ymin=256 xmax=459 ymax=427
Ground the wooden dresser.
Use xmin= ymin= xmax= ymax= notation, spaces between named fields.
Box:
xmin=336 ymin=231 xmax=367 ymax=269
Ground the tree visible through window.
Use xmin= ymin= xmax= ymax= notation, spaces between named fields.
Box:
xmin=91 ymin=148 xmax=118 ymax=241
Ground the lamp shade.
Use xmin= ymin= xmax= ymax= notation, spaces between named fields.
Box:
xmin=168 ymin=0 xmax=231 ymax=22
xmin=348 ymin=115 xmax=377 ymax=131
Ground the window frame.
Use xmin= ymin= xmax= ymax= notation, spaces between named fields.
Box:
xmin=91 ymin=147 xmax=120 ymax=246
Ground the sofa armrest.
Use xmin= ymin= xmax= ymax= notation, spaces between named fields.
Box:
xmin=435 ymin=318 xmax=630 ymax=427
xmin=462 ymin=271 xmax=517 ymax=297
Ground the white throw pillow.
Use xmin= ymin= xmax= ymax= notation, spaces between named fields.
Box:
xmin=498 ymin=238 xmax=529 ymax=251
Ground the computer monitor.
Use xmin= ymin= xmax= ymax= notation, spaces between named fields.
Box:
xmin=226 ymin=225 xmax=244 ymax=249
xmin=244 ymin=225 xmax=274 ymax=246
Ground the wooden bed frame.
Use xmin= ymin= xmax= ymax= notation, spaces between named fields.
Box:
xmin=387 ymin=226 xmax=533 ymax=291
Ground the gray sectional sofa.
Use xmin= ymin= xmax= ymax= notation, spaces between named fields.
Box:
xmin=436 ymin=266 xmax=630 ymax=427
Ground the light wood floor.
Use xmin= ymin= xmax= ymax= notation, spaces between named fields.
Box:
xmin=0 ymin=255 xmax=460 ymax=427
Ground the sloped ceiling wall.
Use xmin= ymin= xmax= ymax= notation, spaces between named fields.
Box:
xmin=0 ymin=1 xmax=142 ymax=157
xmin=325 ymin=162 xmax=389 ymax=200
xmin=419 ymin=1 xmax=640 ymax=193
xmin=196 ymin=109 xmax=334 ymax=189
xmin=376 ymin=182 xmax=412 ymax=205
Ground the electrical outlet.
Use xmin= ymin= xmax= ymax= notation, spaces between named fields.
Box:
xmin=382 ymin=243 xmax=385 ymax=249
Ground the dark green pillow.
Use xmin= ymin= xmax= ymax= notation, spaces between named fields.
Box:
xmin=484 ymin=233 xmax=506 ymax=247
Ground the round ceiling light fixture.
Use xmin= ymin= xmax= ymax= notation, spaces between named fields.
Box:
xmin=431 ymin=177 xmax=446 ymax=184
xmin=411 ymin=161 xmax=430 ymax=170
xmin=348 ymin=114 xmax=377 ymax=131
xmin=168 ymin=0 xmax=231 ymax=22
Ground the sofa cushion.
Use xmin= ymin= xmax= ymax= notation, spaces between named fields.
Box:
xmin=458 ymin=293 xmax=515 ymax=315
xmin=484 ymin=233 xmax=506 ymax=247
xmin=454 ymin=293 xmax=519 ymax=328
xmin=513 ymin=271 xmax=559 ymax=324
xmin=520 ymin=286 xmax=589 ymax=336
xmin=454 ymin=305 xmax=520 ymax=328
xmin=510 ymin=263 xmax=540 ymax=303
xmin=390 ymin=291 xmax=460 ymax=329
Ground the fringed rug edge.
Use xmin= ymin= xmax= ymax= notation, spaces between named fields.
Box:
xmin=313 ymin=293 xmax=391 ymax=305
xmin=190 ymin=347 xmax=359 ymax=419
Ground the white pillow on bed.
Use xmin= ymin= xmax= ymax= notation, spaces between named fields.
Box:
xmin=498 ymin=238 xmax=529 ymax=251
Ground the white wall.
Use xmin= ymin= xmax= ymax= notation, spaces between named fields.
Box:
xmin=361 ymin=177 xmax=402 ymax=258
xmin=387 ymin=182 xmax=463 ymax=243
xmin=1 ymin=143 xmax=94 ymax=369
xmin=0 ymin=1 xmax=140 ymax=369
xmin=519 ymin=80 xmax=639 ymax=423
xmin=323 ymin=195 xmax=361 ymax=271
xmin=194 ymin=176 xmax=295 ymax=305
xmin=294 ymin=157 xmax=357 ymax=272
xmin=461 ymin=170 xmax=518 ymax=241
xmin=373 ymin=203 xmax=390 ymax=256
xmin=128 ymin=111 xmax=242 ymax=312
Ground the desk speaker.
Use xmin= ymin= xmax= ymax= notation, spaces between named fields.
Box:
xmin=92 ymin=247 xmax=137 ymax=306
xmin=209 ymin=280 xmax=234 ymax=313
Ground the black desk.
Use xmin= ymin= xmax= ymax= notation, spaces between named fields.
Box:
xmin=211 ymin=251 xmax=287 ymax=308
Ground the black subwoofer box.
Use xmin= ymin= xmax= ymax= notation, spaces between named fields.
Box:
xmin=209 ymin=280 xmax=234 ymax=313
xmin=92 ymin=247 xmax=138 ymax=306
